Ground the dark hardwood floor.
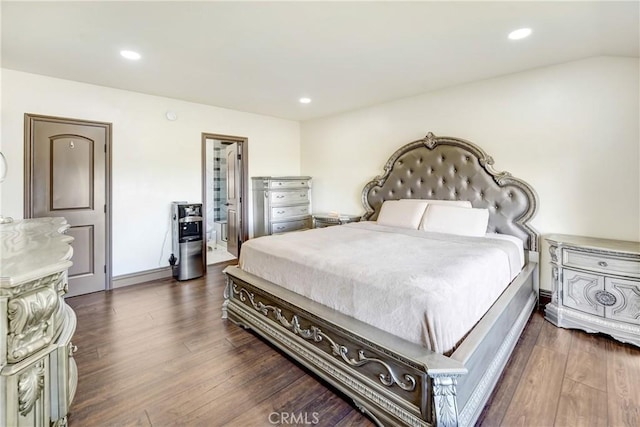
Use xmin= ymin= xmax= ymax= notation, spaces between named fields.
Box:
xmin=66 ymin=262 xmax=640 ymax=426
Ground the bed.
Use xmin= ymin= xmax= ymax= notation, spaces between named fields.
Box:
xmin=223 ymin=132 xmax=539 ymax=427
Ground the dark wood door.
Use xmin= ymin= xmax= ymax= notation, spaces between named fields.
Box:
xmin=26 ymin=115 xmax=110 ymax=297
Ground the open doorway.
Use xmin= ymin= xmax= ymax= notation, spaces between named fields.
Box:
xmin=201 ymin=133 xmax=248 ymax=265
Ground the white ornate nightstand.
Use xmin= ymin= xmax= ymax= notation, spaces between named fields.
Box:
xmin=312 ymin=213 xmax=361 ymax=228
xmin=545 ymin=234 xmax=640 ymax=346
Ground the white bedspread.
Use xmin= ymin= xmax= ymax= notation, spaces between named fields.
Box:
xmin=239 ymin=222 xmax=524 ymax=354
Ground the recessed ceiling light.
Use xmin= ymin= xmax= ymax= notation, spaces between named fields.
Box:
xmin=508 ymin=28 xmax=532 ymax=40
xmin=299 ymin=97 xmax=312 ymax=104
xmin=120 ymin=50 xmax=141 ymax=60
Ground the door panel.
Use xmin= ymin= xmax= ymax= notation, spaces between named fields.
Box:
xmin=226 ymin=143 xmax=239 ymax=257
xmin=51 ymin=135 xmax=94 ymax=210
xmin=28 ymin=117 xmax=108 ymax=297
xmin=66 ymin=225 xmax=94 ymax=277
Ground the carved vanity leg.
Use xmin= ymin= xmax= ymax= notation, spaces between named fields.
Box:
xmin=430 ymin=375 xmax=460 ymax=427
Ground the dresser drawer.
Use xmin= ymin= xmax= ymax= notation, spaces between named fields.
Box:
xmin=271 ymin=219 xmax=309 ymax=234
xmin=270 ymin=190 xmax=309 ymax=205
xmin=563 ymin=249 xmax=640 ymax=278
xmin=271 ymin=205 xmax=310 ymax=220
xmin=269 ymin=179 xmax=310 ymax=189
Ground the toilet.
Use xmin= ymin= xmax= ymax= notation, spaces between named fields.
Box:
xmin=214 ymin=220 xmax=228 ymax=243
xmin=206 ymin=228 xmax=217 ymax=251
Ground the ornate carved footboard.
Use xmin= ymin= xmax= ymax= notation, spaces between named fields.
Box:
xmin=223 ymin=258 xmax=537 ymax=427
xmin=223 ymin=267 xmax=468 ymax=427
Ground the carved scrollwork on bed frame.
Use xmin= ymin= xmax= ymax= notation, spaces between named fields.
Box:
xmin=361 ymin=132 xmax=539 ymax=252
xmin=232 ymin=283 xmax=417 ymax=392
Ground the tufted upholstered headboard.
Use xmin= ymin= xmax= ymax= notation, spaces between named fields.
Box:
xmin=362 ymin=132 xmax=540 ymax=252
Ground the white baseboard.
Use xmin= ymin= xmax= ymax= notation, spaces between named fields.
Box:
xmin=112 ymin=266 xmax=173 ymax=289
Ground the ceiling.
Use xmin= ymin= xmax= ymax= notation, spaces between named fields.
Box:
xmin=2 ymin=1 xmax=638 ymax=121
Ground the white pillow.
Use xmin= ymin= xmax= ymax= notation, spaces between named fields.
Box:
xmin=421 ymin=204 xmax=489 ymax=236
xmin=376 ymin=200 xmax=428 ymax=229
xmin=404 ymin=199 xmax=472 ymax=230
xmin=401 ymin=199 xmax=472 ymax=209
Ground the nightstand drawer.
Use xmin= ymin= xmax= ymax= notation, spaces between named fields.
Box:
xmin=269 ymin=179 xmax=310 ymax=189
xmin=271 ymin=205 xmax=310 ymax=220
xmin=270 ymin=190 xmax=309 ymax=205
xmin=564 ymin=249 xmax=640 ymax=278
xmin=271 ymin=219 xmax=309 ymax=234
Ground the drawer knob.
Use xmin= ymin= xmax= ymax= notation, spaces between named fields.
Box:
xmin=277 ymin=210 xmax=285 ymax=214
xmin=598 ymin=261 xmax=608 ymax=267
xmin=276 ymin=195 xmax=285 ymax=199
xmin=595 ymin=290 xmax=617 ymax=306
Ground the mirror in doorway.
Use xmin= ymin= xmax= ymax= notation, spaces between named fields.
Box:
xmin=204 ymin=138 xmax=238 ymax=264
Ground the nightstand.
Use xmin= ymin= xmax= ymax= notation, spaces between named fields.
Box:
xmin=545 ymin=234 xmax=640 ymax=346
xmin=312 ymin=213 xmax=361 ymax=228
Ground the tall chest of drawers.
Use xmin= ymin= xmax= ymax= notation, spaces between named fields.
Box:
xmin=545 ymin=234 xmax=640 ymax=346
xmin=252 ymin=176 xmax=312 ymax=237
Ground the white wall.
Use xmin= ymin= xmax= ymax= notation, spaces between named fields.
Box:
xmin=301 ymin=56 xmax=640 ymax=291
xmin=1 ymin=69 xmax=300 ymax=277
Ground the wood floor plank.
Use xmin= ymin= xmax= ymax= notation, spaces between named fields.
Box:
xmin=334 ymin=408 xmax=375 ymax=427
xmin=72 ymin=332 xmax=272 ymax=421
xmin=556 ymin=378 xmax=607 ymax=427
xmin=565 ymin=333 xmax=607 ymax=392
xmin=606 ymin=339 xmax=640 ymax=427
xmin=500 ymin=345 xmax=567 ymax=426
xmin=297 ymin=387 xmax=361 ymax=426
xmin=478 ymin=312 xmax=544 ymax=426
xmin=536 ymin=319 xmax=573 ymax=355
xmin=224 ymin=375 xmax=324 ymax=426
xmin=116 ymin=349 xmax=283 ymax=426
xmin=170 ymin=352 xmax=307 ymax=426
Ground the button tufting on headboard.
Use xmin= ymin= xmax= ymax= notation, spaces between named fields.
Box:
xmin=361 ymin=133 xmax=539 ymax=251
